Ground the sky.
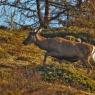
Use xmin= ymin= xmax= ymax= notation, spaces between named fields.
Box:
xmin=0 ymin=0 xmax=77 ymax=28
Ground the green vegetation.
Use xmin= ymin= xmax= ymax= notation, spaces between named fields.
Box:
xmin=0 ymin=29 xmax=95 ymax=95
xmin=37 ymin=64 xmax=95 ymax=92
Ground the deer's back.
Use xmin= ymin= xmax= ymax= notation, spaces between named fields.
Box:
xmin=41 ymin=37 xmax=78 ymax=56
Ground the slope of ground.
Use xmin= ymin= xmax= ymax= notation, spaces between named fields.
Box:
xmin=0 ymin=29 xmax=95 ymax=95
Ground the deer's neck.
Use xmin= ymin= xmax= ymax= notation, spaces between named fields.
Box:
xmin=36 ymin=33 xmax=46 ymax=41
xmin=34 ymin=34 xmax=46 ymax=48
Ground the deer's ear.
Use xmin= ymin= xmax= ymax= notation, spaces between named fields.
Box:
xmin=33 ymin=28 xmax=39 ymax=33
xmin=34 ymin=27 xmax=43 ymax=33
xmin=38 ymin=28 xmax=43 ymax=33
xmin=34 ymin=28 xmax=38 ymax=32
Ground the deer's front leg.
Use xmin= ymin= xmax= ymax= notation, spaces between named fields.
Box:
xmin=43 ymin=52 xmax=48 ymax=65
xmin=43 ymin=52 xmax=58 ymax=65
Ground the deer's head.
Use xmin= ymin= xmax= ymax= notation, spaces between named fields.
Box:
xmin=23 ymin=28 xmax=42 ymax=45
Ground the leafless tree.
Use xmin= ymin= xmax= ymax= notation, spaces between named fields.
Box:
xmin=0 ymin=0 xmax=95 ymax=32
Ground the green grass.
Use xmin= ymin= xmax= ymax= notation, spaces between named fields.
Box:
xmin=37 ymin=64 xmax=95 ymax=92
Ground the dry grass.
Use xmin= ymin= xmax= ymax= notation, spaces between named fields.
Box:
xmin=0 ymin=29 xmax=95 ymax=95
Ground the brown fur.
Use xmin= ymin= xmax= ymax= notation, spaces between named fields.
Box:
xmin=23 ymin=29 xmax=94 ymax=74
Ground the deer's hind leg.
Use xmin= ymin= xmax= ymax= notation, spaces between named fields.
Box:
xmin=75 ymin=48 xmax=93 ymax=74
xmin=80 ymin=57 xmax=93 ymax=74
xmin=87 ymin=56 xmax=93 ymax=73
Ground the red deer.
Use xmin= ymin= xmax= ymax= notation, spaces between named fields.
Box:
xmin=23 ymin=28 xmax=95 ymax=73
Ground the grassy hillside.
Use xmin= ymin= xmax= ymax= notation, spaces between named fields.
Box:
xmin=0 ymin=29 xmax=95 ymax=95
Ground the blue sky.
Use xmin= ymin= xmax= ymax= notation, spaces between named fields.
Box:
xmin=0 ymin=0 xmax=77 ymax=28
